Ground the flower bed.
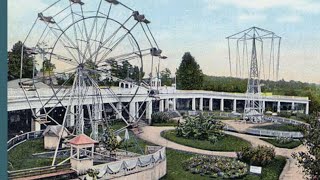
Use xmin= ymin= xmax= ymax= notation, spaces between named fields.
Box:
xmin=183 ymin=155 xmax=248 ymax=179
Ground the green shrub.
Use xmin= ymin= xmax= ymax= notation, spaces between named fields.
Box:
xmin=278 ymin=112 xmax=292 ymax=118
xmin=276 ymin=136 xmax=293 ymax=144
xmin=183 ymin=155 xmax=248 ymax=179
xmin=176 ymin=115 xmax=224 ymax=142
xmin=296 ymin=113 xmax=313 ymax=123
xmin=151 ymin=112 xmax=170 ymax=124
xmin=237 ymin=145 xmax=275 ymax=166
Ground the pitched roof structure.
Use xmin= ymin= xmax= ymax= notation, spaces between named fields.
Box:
xmin=42 ymin=125 xmax=69 ymax=137
xmin=69 ymin=134 xmax=98 ymax=145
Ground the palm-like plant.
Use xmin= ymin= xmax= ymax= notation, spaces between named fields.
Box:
xmin=176 ymin=115 xmax=224 ymax=143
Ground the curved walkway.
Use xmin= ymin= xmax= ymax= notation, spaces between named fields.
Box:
xmin=136 ymin=126 xmax=306 ymax=180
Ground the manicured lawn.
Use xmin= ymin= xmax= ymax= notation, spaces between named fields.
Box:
xmin=260 ymin=138 xmax=302 ymax=149
xmin=243 ymin=156 xmax=287 ymax=180
xmin=254 ymin=123 xmax=303 ymax=132
xmin=8 ymin=139 xmax=60 ymax=171
xmin=118 ymin=130 xmax=155 ymax=154
xmin=161 ymin=149 xmax=287 ymax=180
xmin=161 ymin=130 xmax=251 ymax=152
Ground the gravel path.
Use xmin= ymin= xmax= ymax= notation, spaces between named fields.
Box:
xmin=136 ymin=125 xmax=307 ymax=180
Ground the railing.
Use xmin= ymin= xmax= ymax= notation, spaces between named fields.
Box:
xmin=246 ymin=128 xmax=304 ymax=138
xmin=7 ymin=130 xmax=44 ymax=151
xmin=8 ymin=163 xmax=72 ymax=179
xmin=94 ymin=146 xmax=166 ymax=179
xmin=264 ymin=116 xmax=308 ymax=125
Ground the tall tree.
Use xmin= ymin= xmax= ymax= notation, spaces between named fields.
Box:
xmin=160 ymin=68 xmax=173 ymax=86
xmin=8 ymin=41 xmax=35 ymax=80
xmin=292 ymin=118 xmax=320 ymax=179
xmin=176 ymin=52 xmax=204 ymax=90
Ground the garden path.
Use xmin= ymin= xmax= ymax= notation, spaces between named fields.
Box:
xmin=137 ymin=126 xmax=307 ymax=180
xmin=223 ymin=120 xmax=274 ymax=133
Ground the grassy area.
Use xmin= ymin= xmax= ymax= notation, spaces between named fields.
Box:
xmin=253 ymin=123 xmax=303 ymax=132
xmin=8 ymin=139 xmax=59 ymax=171
xmin=118 ymin=130 xmax=155 ymax=154
xmin=161 ymin=130 xmax=251 ymax=152
xmin=8 ymin=121 xmax=152 ymax=171
xmin=260 ymin=138 xmax=302 ymax=149
xmin=243 ymin=156 xmax=287 ymax=180
xmin=161 ymin=149 xmax=287 ymax=180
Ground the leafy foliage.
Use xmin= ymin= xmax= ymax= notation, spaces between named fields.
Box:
xmin=176 ymin=115 xmax=224 ymax=143
xmin=160 ymin=68 xmax=173 ymax=86
xmin=261 ymin=138 xmax=302 ymax=149
xmin=151 ymin=112 xmax=170 ymax=124
xmin=183 ymin=155 xmax=248 ymax=179
xmin=176 ymin=52 xmax=204 ymax=90
xmin=100 ymin=128 xmax=122 ymax=153
xmin=86 ymin=168 xmax=99 ymax=180
xmin=237 ymin=145 xmax=276 ymax=166
xmin=292 ymin=119 xmax=320 ymax=179
xmin=8 ymin=41 xmax=36 ymax=80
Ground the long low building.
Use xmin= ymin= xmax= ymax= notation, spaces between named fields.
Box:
xmin=7 ymin=79 xmax=309 ymax=138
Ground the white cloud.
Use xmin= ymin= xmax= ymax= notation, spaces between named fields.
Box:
xmin=204 ymin=0 xmax=320 ymax=13
xmin=238 ymin=13 xmax=266 ymax=22
xmin=277 ymin=15 xmax=302 ymax=23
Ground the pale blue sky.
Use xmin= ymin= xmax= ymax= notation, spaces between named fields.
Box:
xmin=8 ymin=0 xmax=320 ymax=83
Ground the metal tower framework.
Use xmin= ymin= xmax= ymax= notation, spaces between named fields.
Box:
xmin=20 ymin=0 xmax=165 ymax=166
xmin=227 ymin=27 xmax=281 ymax=122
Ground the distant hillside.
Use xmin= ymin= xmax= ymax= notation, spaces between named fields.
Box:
xmin=201 ymin=75 xmax=320 ymax=113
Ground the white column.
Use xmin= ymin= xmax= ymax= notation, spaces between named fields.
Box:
xmin=277 ymin=101 xmax=281 ymax=113
xmin=291 ymin=102 xmax=295 ymax=111
xmin=220 ymin=99 xmax=224 ymax=112
xmin=173 ymin=98 xmax=177 ymax=111
xmin=68 ymin=105 xmax=75 ymax=127
xmin=262 ymin=101 xmax=266 ymax=112
xmin=146 ymin=101 xmax=153 ymax=124
xmin=305 ymin=103 xmax=309 ymax=115
xmin=192 ymin=98 xmax=196 ymax=111
xmin=233 ymin=99 xmax=237 ymax=112
xmin=135 ymin=102 xmax=140 ymax=118
xmin=116 ymin=102 xmax=122 ymax=119
xmin=199 ymin=98 xmax=203 ymax=111
xmin=165 ymin=99 xmax=170 ymax=111
xmin=129 ymin=101 xmax=136 ymax=122
xmin=32 ymin=108 xmax=41 ymax=131
xmin=159 ymin=100 xmax=164 ymax=112
xmin=209 ymin=98 xmax=213 ymax=111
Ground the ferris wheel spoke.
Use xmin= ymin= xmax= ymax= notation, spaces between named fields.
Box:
xmin=69 ymin=3 xmax=83 ymax=63
xmin=79 ymin=6 xmax=95 ymax=64
xmin=48 ymin=26 xmax=81 ymax=64
xmin=85 ymin=0 xmax=103 ymax=57
xmin=97 ymin=22 xmax=139 ymax=65
xmin=50 ymin=20 xmax=86 ymax=64
xmin=94 ymin=5 xmax=112 ymax=64
xmin=50 ymin=52 xmax=79 ymax=67
xmin=90 ymin=15 xmax=133 ymax=63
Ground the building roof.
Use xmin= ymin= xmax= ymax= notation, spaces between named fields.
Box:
xmin=69 ymin=134 xmax=98 ymax=145
xmin=43 ymin=125 xmax=69 ymax=137
xmin=8 ymin=78 xmax=50 ymax=89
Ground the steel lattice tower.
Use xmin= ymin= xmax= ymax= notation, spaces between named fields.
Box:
xmin=244 ymin=34 xmax=263 ymax=122
xmin=227 ymin=27 xmax=281 ymax=123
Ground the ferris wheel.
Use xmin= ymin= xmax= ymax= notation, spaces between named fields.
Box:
xmin=20 ymin=0 xmax=165 ymax=165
